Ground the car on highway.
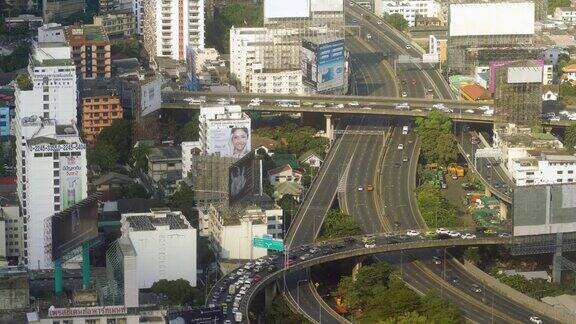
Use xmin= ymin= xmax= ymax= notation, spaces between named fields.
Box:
xmin=402 ymin=125 xmax=409 ymax=134
xmin=286 ymin=259 xmax=297 ymax=267
xmin=348 ymin=101 xmax=360 ymax=106
xmin=377 ymin=21 xmax=383 ymax=25
xmin=395 ymin=103 xmax=410 ymax=110
xmin=425 ymin=231 xmax=436 ymax=238
xmin=402 ymin=156 xmax=409 ymax=162
xmin=464 ymin=109 xmax=475 ymax=114
xmin=436 ymin=228 xmax=450 ymax=235
xmin=397 ymin=144 xmax=404 ymax=150
xmin=432 ymin=103 xmax=446 ymax=110
xmin=411 ymin=79 xmax=416 ymax=85
xmin=461 ymin=233 xmax=477 ymax=239
xmin=448 ymin=231 xmax=461 ymax=238
xmin=470 ymin=284 xmax=482 ymax=293
xmin=402 ymin=79 xmax=407 ymax=85
xmin=361 ymin=106 xmax=372 ymax=110
xmin=366 ymin=33 xmax=372 ymax=39
xmin=405 ymin=44 xmax=411 ymax=49
xmin=498 ymin=232 xmax=512 ymax=238
xmin=432 ymin=256 xmax=442 ymax=265
xmin=529 ymin=316 xmax=543 ymax=324
xmin=401 ymin=91 xmax=408 ymax=97
xmin=366 ymin=185 xmax=374 ymax=191
xmin=478 ymin=105 xmax=491 ymax=111
xmin=406 ymin=230 xmax=420 ymax=237
xmin=358 ymin=186 xmax=364 ymax=191
xmin=394 ymin=162 xmax=401 ymax=168
xmin=313 ymin=103 xmax=327 ymax=108
xmin=449 ymin=275 xmax=460 ymax=284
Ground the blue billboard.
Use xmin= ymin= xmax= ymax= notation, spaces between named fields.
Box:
xmin=316 ymin=39 xmax=345 ymax=92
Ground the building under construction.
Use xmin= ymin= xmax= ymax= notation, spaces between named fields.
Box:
xmin=493 ymin=60 xmax=543 ymax=125
xmin=447 ymin=2 xmax=535 ymax=74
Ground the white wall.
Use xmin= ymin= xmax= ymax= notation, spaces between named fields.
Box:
xmin=249 ymin=69 xmax=304 ymax=94
xmin=220 ymin=221 xmax=267 ymax=260
xmin=449 ymin=2 xmax=535 ymax=37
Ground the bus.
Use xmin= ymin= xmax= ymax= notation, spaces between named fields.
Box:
xmin=276 ymin=99 xmax=301 ymax=108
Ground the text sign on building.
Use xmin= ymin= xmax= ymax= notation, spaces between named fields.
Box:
xmin=253 ymin=236 xmax=284 ymax=252
xmin=30 ymin=143 xmax=87 ymax=153
xmin=168 ymin=306 xmax=224 ymax=324
xmin=48 ymin=305 xmax=127 ymax=317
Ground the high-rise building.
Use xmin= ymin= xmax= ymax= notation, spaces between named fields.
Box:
xmin=80 ymin=81 xmax=124 ymax=144
xmin=375 ymin=0 xmax=441 ymax=27
xmin=15 ymin=41 xmax=88 ymax=270
xmin=66 ymin=24 xmax=112 ymax=79
xmin=143 ymin=0 xmax=205 ymax=61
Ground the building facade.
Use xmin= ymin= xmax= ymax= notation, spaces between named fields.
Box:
xmin=376 ymin=0 xmax=441 ymax=27
xmin=66 ymin=25 xmax=112 ymax=79
xmin=120 ymin=209 xmax=197 ymax=289
xmin=81 ymin=86 xmax=123 ymax=144
xmin=511 ymin=152 xmax=576 ymax=186
xmin=93 ymin=10 xmax=136 ymax=38
xmin=249 ymin=68 xmax=304 ymax=94
xmin=2 ymin=205 xmax=23 ymax=263
xmin=0 ymin=107 xmax=10 ymax=137
xmin=199 ymin=204 xmax=282 ymax=260
xmin=15 ymin=42 xmax=88 ymax=270
xmin=42 ymin=0 xmax=86 ymax=22
xmin=143 ymin=0 xmax=205 ymax=61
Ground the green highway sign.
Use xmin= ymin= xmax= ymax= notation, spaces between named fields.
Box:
xmin=253 ymin=237 xmax=284 ymax=252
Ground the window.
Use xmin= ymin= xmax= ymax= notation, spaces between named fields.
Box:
xmin=557 ymin=179 xmax=563 ymax=183
xmin=54 ymin=204 xmax=60 ymax=211
xmin=53 ymin=170 xmax=59 ymax=177
xmin=557 ymin=170 xmax=563 ymax=174
xmin=569 ymin=170 xmax=574 ymax=174
xmin=53 ymin=162 xmax=59 ymax=168
xmin=526 ymin=180 xmax=534 ymax=184
xmin=54 ymin=196 xmax=60 ymax=203
xmin=54 ymin=179 xmax=60 ymax=186
xmin=43 ymin=95 xmax=49 ymax=101
xmin=569 ymin=179 xmax=574 ymax=182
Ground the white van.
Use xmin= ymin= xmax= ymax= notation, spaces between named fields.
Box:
xmin=402 ymin=126 xmax=409 ymax=135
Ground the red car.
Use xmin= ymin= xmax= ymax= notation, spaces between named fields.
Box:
xmin=254 ymin=274 xmax=263 ymax=282
xmin=286 ymin=259 xmax=297 ymax=267
xmin=411 ymin=79 xmax=416 ymax=85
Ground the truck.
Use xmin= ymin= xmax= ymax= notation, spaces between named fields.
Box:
xmin=228 ymin=283 xmax=237 ymax=295
xmin=235 ymin=312 xmax=243 ymax=322
xmin=447 ymin=163 xmax=465 ymax=178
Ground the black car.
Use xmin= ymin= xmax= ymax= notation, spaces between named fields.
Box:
xmin=450 ymin=276 xmax=460 ymax=284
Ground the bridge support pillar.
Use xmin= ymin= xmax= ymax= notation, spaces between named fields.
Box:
xmin=325 ymin=114 xmax=334 ymax=144
xmin=352 ymin=257 xmax=365 ymax=282
xmin=499 ymin=201 xmax=508 ymax=220
xmin=553 ymin=233 xmax=563 ymax=283
xmin=264 ymin=281 xmax=278 ymax=313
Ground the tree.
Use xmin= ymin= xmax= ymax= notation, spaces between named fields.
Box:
xmin=463 ymin=247 xmax=480 ymax=264
xmin=319 ymin=209 xmax=362 ymax=240
xmin=111 ymin=39 xmax=142 ymax=58
xmin=381 ymin=312 xmax=428 ymax=324
xmin=548 ymin=0 xmax=571 ymax=14
xmin=415 ymin=111 xmax=458 ymax=166
xmin=16 ymin=74 xmax=32 ymax=90
xmin=564 ymin=123 xmax=576 ymax=153
xmin=170 ymin=183 xmax=196 ymax=226
xmin=419 ymin=292 xmax=462 ymax=323
xmin=88 ymin=143 xmax=119 ymax=172
xmin=177 ymin=118 xmax=200 ymax=142
xmin=130 ymin=143 xmax=150 ymax=173
xmin=150 ymin=279 xmax=203 ymax=306
xmin=266 ymin=295 xmax=311 ymax=323
xmin=96 ymin=119 xmax=133 ymax=164
xmin=383 ymin=13 xmax=408 ymax=31
xmin=416 ymin=183 xmax=458 ymax=228
xmin=277 ymin=195 xmax=298 ymax=230
xmin=205 ymin=3 xmax=263 ymax=53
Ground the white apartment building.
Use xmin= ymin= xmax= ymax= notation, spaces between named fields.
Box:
xmin=143 ymin=0 xmax=204 ymax=61
xmin=375 ymin=0 xmax=441 ymax=27
xmin=121 ymin=208 xmax=197 ymax=289
xmin=511 ymin=152 xmax=576 ymax=186
xmin=199 ymin=204 xmax=283 ymax=260
xmin=133 ymin=0 xmax=144 ymax=35
xmin=198 ymin=106 xmax=251 ymax=158
xmin=15 ymin=42 xmax=88 ymax=270
xmin=249 ymin=68 xmax=304 ymax=94
xmin=554 ymin=7 xmax=576 ymax=24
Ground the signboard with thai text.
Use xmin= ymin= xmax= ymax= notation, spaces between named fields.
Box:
xmin=48 ymin=305 xmax=127 ymax=317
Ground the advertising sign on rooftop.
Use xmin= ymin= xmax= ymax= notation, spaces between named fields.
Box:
xmin=449 ymin=3 xmax=535 ymax=37
xmin=317 ymin=39 xmax=345 ymax=92
xmin=264 ymin=0 xmax=310 ymax=19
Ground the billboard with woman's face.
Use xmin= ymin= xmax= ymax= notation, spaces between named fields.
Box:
xmin=207 ymin=120 xmax=251 ymax=159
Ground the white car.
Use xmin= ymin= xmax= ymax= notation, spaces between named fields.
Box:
xmin=364 ymin=243 xmax=376 ymax=248
xmin=461 ymin=233 xmax=477 ymax=239
xmin=405 ymin=44 xmax=412 ymax=49
xmin=550 ymin=116 xmax=561 ymax=122
xmin=483 ymin=110 xmax=494 ymax=116
xmin=432 ymin=103 xmax=446 ymax=110
xmin=334 ymin=103 xmax=345 ymax=109
xmin=436 ymin=228 xmax=450 ymax=235
xmin=313 ymin=104 xmax=327 ymax=108
xmin=530 ymin=316 xmax=542 ymax=324
xmin=464 ymin=109 xmax=475 ymax=114
xmin=367 ymin=33 xmax=372 ymax=39
xmin=248 ymin=102 xmax=260 ymax=107
xmin=401 ymin=91 xmax=408 ymax=98
xmin=395 ymin=103 xmax=410 ymax=110
xmin=377 ymin=21 xmax=383 ymax=25
xmin=448 ymin=231 xmax=461 ymax=238
xmin=432 ymin=256 xmax=442 ymax=265
xmin=478 ymin=105 xmax=491 ymax=111
xmin=361 ymin=106 xmax=372 ymax=110
xmin=358 ymin=186 xmax=364 ymax=191
xmin=348 ymin=101 xmax=360 ymax=106
xmin=406 ymin=230 xmax=420 ymax=237
xmin=397 ymin=144 xmax=404 ymax=150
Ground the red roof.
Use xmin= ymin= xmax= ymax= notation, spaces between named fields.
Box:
xmin=461 ymin=84 xmax=491 ymax=101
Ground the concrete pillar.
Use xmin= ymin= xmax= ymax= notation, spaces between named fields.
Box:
xmin=553 ymin=233 xmax=563 ymax=284
xmin=325 ymin=114 xmax=334 ymax=143
xmin=499 ymin=201 xmax=508 ymax=220
xmin=352 ymin=257 xmax=364 ymax=282
xmin=264 ymin=282 xmax=278 ymax=312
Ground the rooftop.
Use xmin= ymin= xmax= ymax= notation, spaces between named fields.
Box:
xmin=125 ymin=211 xmax=190 ymax=231
xmin=461 ymin=84 xmax=491 ymax=101
xmin=147 ymin=146 xmax=182 ymax=162
xmin=67 ymin=24 xmax=110 ymax=44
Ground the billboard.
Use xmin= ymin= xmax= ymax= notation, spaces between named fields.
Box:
xmin=301 ymin=40 xmax=318 ymax=85
xmin=168 ymin=307 xmax=224 ymax=324
xmin=207 ymin=119 xmax=251 ymax=159
xmin=229 ymin=152 xmax=256 ymax=204
xmin=513 ymin=184 xmax=576 ymax=236
xmin=310 ymin=0 xmax=343 ymax=12
xmin=449 ymin=3 xmax=535 ymax=37
xmin=264 ymin=0 xmax=310 ymax=19
xmin=60 ymin=154 xmax=84 ymax=209
xmin=317 ymin=39 xmax=345 ymax=92
xmin=51 ymin=193 xmax=100 ymax=260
